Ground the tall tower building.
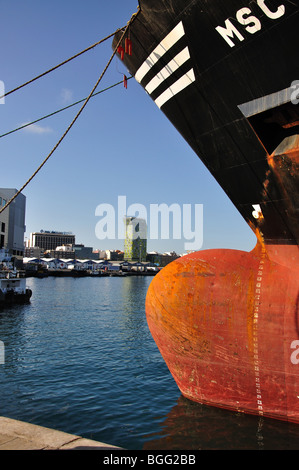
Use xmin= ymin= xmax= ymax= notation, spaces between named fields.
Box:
xmin=124 ymin=216 xmax=147 ymax=262
xmin=0 ymin=188 xmax=26 ymax=257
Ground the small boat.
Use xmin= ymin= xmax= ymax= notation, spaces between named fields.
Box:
xmin=0 ymin=270 xmax=32 ymax=308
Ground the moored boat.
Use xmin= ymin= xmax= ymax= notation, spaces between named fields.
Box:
xmin=114 ymin=0 xmax=299 ymax=422
xmin=0 ymin=271 xmax=32 ymax=308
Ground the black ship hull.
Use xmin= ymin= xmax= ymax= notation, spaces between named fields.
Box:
xmin=115 ymin=0 xmax=299 ymax=246
xmin=114 ymin=0 xmax=299 ymax=423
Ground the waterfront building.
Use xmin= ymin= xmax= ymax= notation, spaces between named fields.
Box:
xmin=24 ymin=246 xmax=43 ymax=258
xmin=146 ymin=251 xmax=162 ymax=265
xmin=44 ymin=249 xmax=75 ymax=260
xmin=160 ymin=251 xmax=180 ymax=266
xmin=93 ymin=250 xmax=107 ymax=260
xmin=0 ymin=188 xmax=26 ymax=257
xmin=72 ymin=244 xmax=93 ymax=259
xmin=146 ymin=251 xmax=180 ymax=267
xmin=44 ymin=244 xmax=93 ymax=260
xmin=29 ymin=231 xmax=75 ymax=251
xmin=56 ymin=244 xmax=73 ymax=252
xmin=124 ymin=216 xmax=147 ymax=262
xmin=105 ymin=250 xmax=124 ymax=261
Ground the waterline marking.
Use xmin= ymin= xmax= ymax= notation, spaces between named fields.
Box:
xmin=253 ymin=248 xmax=266 ymax=416
xmin=95 ymin=196 xmax=203 ymax=251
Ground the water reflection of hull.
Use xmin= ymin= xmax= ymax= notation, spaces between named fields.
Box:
xmin=143 ymin=395 xmax=299 ymax=450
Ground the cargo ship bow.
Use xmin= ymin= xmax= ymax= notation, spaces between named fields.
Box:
xmin=114 ymin=0 xmax=299 ymax=423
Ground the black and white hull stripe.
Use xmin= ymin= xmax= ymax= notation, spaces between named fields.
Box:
xmin=135 ymin=22 xmax=195 ymax=109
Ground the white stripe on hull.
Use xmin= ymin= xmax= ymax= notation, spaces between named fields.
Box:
xmin=135 ymin=22 xmax=195 ymax=108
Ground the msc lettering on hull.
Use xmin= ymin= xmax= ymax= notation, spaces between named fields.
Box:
xmin=216 ymin=0 xmax=285 ymax=47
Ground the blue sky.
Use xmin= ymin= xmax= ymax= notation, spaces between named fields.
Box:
xmin=0 ymin=0 xmax=256 ymax=254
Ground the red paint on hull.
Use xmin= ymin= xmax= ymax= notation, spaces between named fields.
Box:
xmin=145 ymin=243 xmax=299 ymax=423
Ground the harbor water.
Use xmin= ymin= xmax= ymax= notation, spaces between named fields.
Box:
xmin=0 ymin=275 xmax=299 ymax=450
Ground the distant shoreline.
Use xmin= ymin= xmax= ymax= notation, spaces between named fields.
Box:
xmin=25 ymin=269 xmax=158 ymax=278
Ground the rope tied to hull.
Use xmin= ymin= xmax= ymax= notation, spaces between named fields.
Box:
xmin=0 ymin=15 xmax=138 ymax=215
xmin=0 ymin=28 xmax=125 ymax=101
xmin=0 ymin=76 xmax=133 ymax=139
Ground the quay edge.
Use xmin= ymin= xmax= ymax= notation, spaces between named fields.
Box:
xmin=0 ymin=416 xmax=123 ymax=450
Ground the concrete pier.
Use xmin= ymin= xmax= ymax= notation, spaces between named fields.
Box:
xmin=0 ymin=417 xmax=122 ymax=450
